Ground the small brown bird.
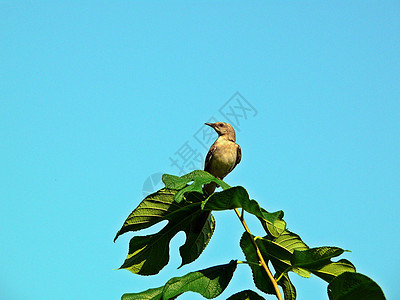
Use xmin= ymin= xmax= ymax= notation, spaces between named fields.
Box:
xmin=203 ymin=122 xmax=241 ymax=195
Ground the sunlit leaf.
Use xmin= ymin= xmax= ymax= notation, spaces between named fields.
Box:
xmin=290 ymin=246 xmax=354 ymax=282
xmin=256 ymin=230 xmax=311 ymax=279
xmin=121 ymin=286 xmax=164 ymax=300
xmin=162 ymin=170 xmax=230 ymax=203
xmin=262 ymin=218 xmax=287 ymax=238
xmin=114 ymin=188 xmax=201 ymax=240
xmin=310 ymin=259 xmax=356 ymax=283
xmin=291 ymin=247 xmax=347 ymax=267
xmin=267 ymin=230 xmax=308 ymax=252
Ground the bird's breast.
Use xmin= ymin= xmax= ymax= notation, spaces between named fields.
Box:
xmin=209 ymin=141 xmax=238 ymax=178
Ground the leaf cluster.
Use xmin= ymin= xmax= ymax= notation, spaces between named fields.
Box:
xmin=115 ymin=170 xmax=385 ymax=300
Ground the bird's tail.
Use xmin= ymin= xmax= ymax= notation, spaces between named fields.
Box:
xmin=203 ymin=182 xmax=217 ymax=196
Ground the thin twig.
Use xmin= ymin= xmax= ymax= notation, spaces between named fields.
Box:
xmin=234 ymin=208 xmax=283 ymax=300
xmin=237 ymin=260 xmax=261 ymax=267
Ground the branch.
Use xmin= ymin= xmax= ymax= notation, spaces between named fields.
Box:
xmin=234 ymin=208 xmax=283 ymax=300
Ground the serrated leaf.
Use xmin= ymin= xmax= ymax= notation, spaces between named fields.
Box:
xmin=311 ymin=259 xmax=356 ymax=283
xmin=120 ymin=209 xmax=214 ymax=275
xmin=162 ymin=260 xmax=237 ymax=299
xmin=179 ymin=212 xmax=215 ymax=267
xmin=240 ymin=232 xmax=275 ymax=295
xmin=278 ymin=273 xmax=296 ymax=300
xmin=256 ymin=238 xmax=292 ymax=265
xmin=240 ymin=231 xmax=307 ymax=297
xmin=264 ymin=219 xmax=287 ymax=238
xmin=227 ymin=289 xmax=266 ymax=300
xmin=327 ymin=272 xmax=386 ymax=300
xmin=203 ymin=186 xmax=286 ymax=237
xmin=121 ymin=286 xmax=164 ymax=300
xmin=291 ymin=247 xmax=347 ymax=268
xmin=162 ymin=174 xmax=191 ymax=190
xmin=268 ymin=230 xmax=308 ymax=252
xmin=290 ymin=247 xmax=354 ymax=283
xmin=114 ymin=188 xmax=196 ymax=241
xmin=115 ymin=189 xmax=215 ymax=274
xmin=162 ymin=170 xmax=230 ymax=203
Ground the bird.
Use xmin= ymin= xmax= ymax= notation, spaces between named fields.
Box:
xmin=203 ymin=122 xmax=241 ymax=195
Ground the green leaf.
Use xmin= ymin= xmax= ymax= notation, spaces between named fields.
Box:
xmin=327 ymin=272 xmax=386 ymax=300
xmin=291 ymin=247 xmax=347 ymax=268
xmin=240 ymin=232 xmax=276 ymax=295
xmin=256 ymin=230 xmax=311 ymax=279
xmin=267 ymin=230 xmax=308 ymax=253
xmin=122 ymin=261 xmax=237 ymax=299
xmin=240 ymin=232 xmax=299 ymax=299
xmin=179 ymin=212 xmax=215 ymax=267
xmin=278 ymin=273 xmax=296 ymax=300
xmin=121 ymin=286 xmax=164 ymax=300
xmin=290 ymin=247 xmax=354 ymax=282
xmin=263 ymin=219 xmax=287 ymax=238
xmin=114 ymin=188 xmax=199 ymax=241
xmin=203 ymin=186 xmax=286 ymax=237
xmin=162 ymin=170 xmax=230 ymax=203
xmin=115 ymin=189 xmax=215 ymax=274
xmin=256 ymin=237 xmax=292 ymax=265
xmin=227 ymin=290 xmax=266 ymax=300
xmin=310 ymin=259 xmax=356 ymax=283
xmin=162 ymin=260 xmax=237 ymax=299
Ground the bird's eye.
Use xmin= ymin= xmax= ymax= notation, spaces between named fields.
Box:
xmin=219 ymin=123 xmax=224 ymax=127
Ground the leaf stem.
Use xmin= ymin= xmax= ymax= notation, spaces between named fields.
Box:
xmin=275 ymin=267 xmax=292 ymax=283
xmin=237 ymin=260 xmax=261 ymax=267
xmin=234 ymin=208 xmax=283 ymax=300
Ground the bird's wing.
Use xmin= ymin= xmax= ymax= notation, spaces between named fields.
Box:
xmin=236 ymin=144 xmax=242 ymax=166
xmin=204 ymin=143 xmax=217 ymax=172
xmin=226 ymin=144 xmax=242 ymax=174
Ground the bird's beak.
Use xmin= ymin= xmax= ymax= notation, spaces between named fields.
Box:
xmin=205 ymin=122 xmax=214 ymax=128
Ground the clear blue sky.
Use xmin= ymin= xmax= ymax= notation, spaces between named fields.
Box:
xmin=1 ymin=1 xmax=399 ymax=299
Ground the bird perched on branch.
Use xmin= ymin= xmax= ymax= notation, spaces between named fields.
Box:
xmin=203 ymin=122 xmax=241 ymax=195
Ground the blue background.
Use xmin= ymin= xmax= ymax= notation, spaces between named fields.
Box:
xmin=1 ymin=1 xmax=399 ymax=299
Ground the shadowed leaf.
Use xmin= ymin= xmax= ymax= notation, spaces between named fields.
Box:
xmin=179 ymin=212 xmax=215 ymax=267
xmin=115 ymin=171 xmax=385 ymax=300
xmin=163 ymin=260 xmax=237 ymax=299
xmin=203 ymin=186 xmax=286 ymax=237
xmin=123 ymin=261 xmax=238 ymax=299
xmin=327 ymin=272 xmax=386 ymax=300
xmin=227 ymin=289 xmax=266 ymax=300
xmin=240 ymin=232 xmax=275 ymax=295
xmin=278 ymin=273 xmax=296 ymax=300
xmin=115 ymin=188 xmax=215 ymax=274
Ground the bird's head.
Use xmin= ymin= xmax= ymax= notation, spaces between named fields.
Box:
xmin=205 ymin=122 xmax=236 ymax=141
